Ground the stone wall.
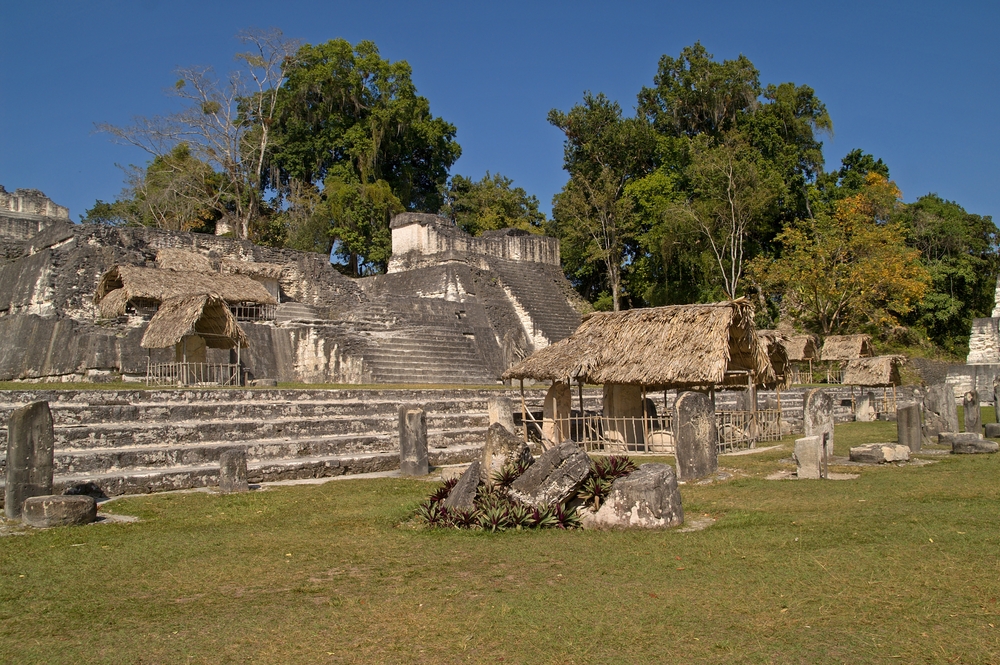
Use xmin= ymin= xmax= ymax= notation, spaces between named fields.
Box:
xmin=966 ymin=317 xmax=1000 ymax=364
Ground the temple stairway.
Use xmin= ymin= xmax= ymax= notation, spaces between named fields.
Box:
xmin=487 ymin=259 xmax=582 ymax=345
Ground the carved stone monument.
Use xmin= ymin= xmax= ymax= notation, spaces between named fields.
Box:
xmin=794 ymin=435 xmax=825 ymax=480
xmin=673 ymin=391 xmax=718 ymax=481
xmin=4 ymin=401 xmax=55 ymax=520
xmin=542 ymin=381 xmax=572 ymax=445
xmin=923 ymin=383 xmax=959 ymax=437
xmin=964 ymin=390 xmax=982 ymax=436
xmin=487 ymin=396 xmax=515 ymax=432
xmin=803 ymin=389 xmax=835 ymax=458
xmin=219 ymin=448 xmax=249 ymax=493
xmin=897 ymin=403 xmax=922 ymax=452
xmin=398 ymin=405 xmax=429 ymax=477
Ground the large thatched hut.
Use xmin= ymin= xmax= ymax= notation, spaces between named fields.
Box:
xmin=502 ymin=300 xmax=774 ymax=452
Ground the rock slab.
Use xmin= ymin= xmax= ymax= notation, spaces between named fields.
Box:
xmin=923 ymin=383 xmax=959 ymax=438
xmin=673 ymin=391 xmax=718 ymax=481
xmin=508 ymin=442 xmax=589 ymax=508
xmin=583 ymin=464 xmax=683 ymax=529
xmin=856 ymin=391 xmax=876 ymax=422
xmin=897 ymin=403 xmax=922 ymax=452
xmin=398 ymin=405 xmax=429 ymax=476
xmin=480 ymin=422 xmax=533 ymax=484
xmin=985 ymin=423 xmax=1000 ymax=438
xmin=487 ymin=396 xmax=515 ymax=432
xmin=964 ymin=390 xmax=982 ymax=436
xmin=4 ymin=401 xmax=55 ymax=520
xmin=443 ymin=460 xmax=480 ymax=511
xmin=947 ymin=433 xmax=999 ymax=454
xmin=803 ymin=389 xmax=835 ymax=458
xmin=794 ymin=435 xmax=825 ymax=479
xmin=219 ymin=448 xmax=249 ymax=493
xmin=849 ymin=443 xmax=911 ymax=464
xmin=21 ymin=495 xmax=97 ymax=527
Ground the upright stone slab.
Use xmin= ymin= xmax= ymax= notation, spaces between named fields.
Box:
xmin=923 ymin=383 xmax=959 ymax=438
xmin=897 ymin=403 xmax=922 ymax=452
xmin=480 ymin=422 xmax=533 ymax=484
xmin=673 ymin=391 xmax=718 ymax=481
xmin=487 ymin=396 xmax=515 ymax=432
xmin=856 ymin=391 xmax=876 ymax=422
xmin=219 ymin=448 xmax=249 ymax=493
xmin=443 ymin=460 xmax=480 ymax=511
xmin=603 ymin=383 xmax=645 ymax=448
xmin=964 ymin=390 xmax=982 ymax=435
xmin=508 ymin=442 xmax=590 ymax=507
xmin=794 ymin=435 xmax=824 ymax=480
xmin=542 ymin=382 xmax=572 ymax=445
xmin=803 ymin=389 xmax=834 ymax=458
xmin=398 ymin=405 xmax=429 ymax=477
xmin=584 ymin=464 xmax=684 ymax=529
xmin=4 ymin=401 xmax=55 ymax=520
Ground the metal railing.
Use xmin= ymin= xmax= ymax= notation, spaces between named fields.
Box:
xmin=146 ymin=361 xmax=241 ymax=386
xmin=525 ymin=408 xmax=783 ymax=455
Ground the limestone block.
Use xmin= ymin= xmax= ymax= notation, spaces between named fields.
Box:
xmin=399 ymin=405 xmax=429 ymax=477
xmin=443 ymin=460 xmax=480 ymax=511
xmin=794 ymin=435 xmax=824 ymax=479
xmin=583 ymin=464 xmax=683 ymax=529
xmin=896 ymin=403 xmax=922 ymax=452
xmin=508 ymin=442 xmax=590 ymax=508
xmin=985 ymin=423 xmax=1000 ymax=438
xmin=21 ymin=495 xmax=97 ymax=528
xmin=5 ymin=401 xmax=54 ymax=520
xmin=803 ymin=389 xmax=834 ymax=458
xmin=542 ymin=382 xmax=572 ymax=444
xmin=849 ymin=443 xmax=911 ymax=464
xmin=480 ymin=422 xmax=533 ymax=484
xmin=487 ymin=396 xmax=515 ymax=432
xmin=219 ymin=448 xmax=249 ymax=493
xmin=964 ymin=390 xmax=982 ymax=435
xmin=673 ymin=391 xmax=718 ymax=481
xmin=948 ymin=434 xmax=999 ymax=454
xmin=856 ymin=392 xmax=876 ymax=422
xmin=923 ymin=383 xmax=959 ymax=437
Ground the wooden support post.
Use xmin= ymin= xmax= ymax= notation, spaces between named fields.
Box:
xmin=520 ymin=379 xmax=528 ymax=444
xmin=641 ymin=385 xmax=649 ymax=453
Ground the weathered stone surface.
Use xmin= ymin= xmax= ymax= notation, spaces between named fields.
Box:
xmin=985 ymin=422 xmax=1000 ymax=438
xmin=897 ymin=403 xmax=922 ymax=452
xmin=443 ymin=460 xmax=480 ymax=511
xmin=480 ymin=422 xmax=533 ymax=484
xmin=803 ymin=389 xmax=834 ymax=458
xmin=794 ymin=435 xmax=825 ymax=479
xmin=923 ymin=383 xmax=959 ymax=438
xmin=948 ymin=434 xmax=999 ymax=454
xmin=219 ymin=448 xmax=249 ymax=493
xmin=964 ymin=390 xmax=982 ymax=436
xmin=542 ymin=382 xmax=572 ymax=445
xmin=508 ymin=442 xmax=590 ymax=507
xmin=5 ymin=401 xmax=54 ymax=519
xmin=399 ymin=405 xmax=429 ymax=476
xmin=856 ymin=391 xmax=876 ymax=422
xmin=487 ymin=396 xmax=515 ymax=432
xmin=603 ymin=383 xmax=645 ymax=447
xmin=849 ymin=443 xmax=911 ymax=464
xmin=21 ymin=495 xmax=96 ymax=527
xmin=674 ymin=391 xmax=718 ymax=481
xmin=583 ymin=464 xmax=683 ymax=529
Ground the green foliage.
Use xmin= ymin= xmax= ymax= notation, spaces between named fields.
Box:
xmin=439 ymin=172 xmax=545 ymax=236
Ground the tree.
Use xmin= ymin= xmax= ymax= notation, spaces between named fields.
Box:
xmin=548 ymin=93 xmax=656 ymax=311
xmin=439 ymin=172 xmax=545 ymax=236
xmin=750 ymin=173 xmax=930 ymax=334
xmin=318 ymin=173 xmax=404 ymax=276
xmin=99 ymin=29 xmax=298 ymax=240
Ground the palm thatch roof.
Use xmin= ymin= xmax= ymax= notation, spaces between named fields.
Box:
xmin=841 ymin=355 xmax=904 ymax=387
xmin=756 ymin=330 xmax=792 ymax=390
xmin=821 ymin=334 xmax=875 ymax=361
xmin=94 ymin=265 xmax=277 ymax=316
xmin=502 ymin=299 xmax=774 ymax=389
xmin=140 ymin=295 xmax=249 ymax=350
xmin=785 ymin=334 xmax=820 ymax=361
xmin=156 ymin=248 xmax=214 ymax=273
xmin=220 ymin=258 xmax=286 ymax=279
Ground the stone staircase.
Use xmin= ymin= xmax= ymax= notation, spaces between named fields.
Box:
xmin=274 ymin=301 xmax=323 ymax=324
xmin=0 ymin=388 xmax=545 ymax=502
xmin=360 ymin=328 xmax=497 ymax=385
xmin=488 ymin=259 xmax=582 ymax=344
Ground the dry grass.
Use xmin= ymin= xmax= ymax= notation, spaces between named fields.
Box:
xmin=2 ymin=421 xmax=1000 ymax=663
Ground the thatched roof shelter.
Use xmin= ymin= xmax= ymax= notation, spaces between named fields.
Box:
xmin=502 ymin=299 xmax=774 ymax=389
xmin=140 ymin=295 xmax=249 ymax=350
xmin=784 ymin=334 xmax=820 ymax=362
xmin=156 ymin=248 xmax=214 ymax=273
xmin=841 ymin=355 xmax=904 ymax=387
xmin=821 ymin=334 xmax=874 ymax=361
xmin=756 ymin=330 xmax=791 ymax=389
xmin=95 ymin=265 xmax=277 ymax=317
xmin=220 ymin=258 xmax=286 ymax=279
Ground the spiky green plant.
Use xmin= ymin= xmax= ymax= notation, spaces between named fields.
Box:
xmin=578 ymin=475 xmax=612 ymax=510
xmin=531 ymin=505 xmax=557 ymax=529
xmin=593 ymin=455 xmax=637 ymax=482
xmin=508 ymin=503 xmax=533 ymax=529
xmin=416 ymin=500 xmax=446 ymax=527
xmin=477 ymin=504 xmax=511 ymax=532
xmin=552 ymin=503 xmax=582 ymax=530
xmin=428 ymin=477 xmax=459 ymax=504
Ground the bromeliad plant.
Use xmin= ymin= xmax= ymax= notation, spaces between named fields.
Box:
xmin=579 ymin=455 xmax=639 ymax=510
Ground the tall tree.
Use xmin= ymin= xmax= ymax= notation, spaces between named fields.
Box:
xmin=99 ymin=29 xmax=297 ymax=240
xmin=439 ymin=172 xmax=545 ymax=236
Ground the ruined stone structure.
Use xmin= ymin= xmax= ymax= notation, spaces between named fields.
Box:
xmin=0 ymin=189 xmax=584 ymax=385
xmin=949 ymin=276 xmax=1000 ymax=400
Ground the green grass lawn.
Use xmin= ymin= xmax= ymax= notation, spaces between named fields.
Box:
xmin=2 ymin=422 xmax=1000 ymax=664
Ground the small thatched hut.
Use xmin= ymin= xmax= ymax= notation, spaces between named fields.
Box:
xmin=841 ymin=355 xmax=904 ymax=388
xmin=94 ymin=265 xmax=277 ymax=318
xmin=503 ymin=299 xmax=773 ymax=389
xmin=821 ymin=334 xmax=874 ymax=361
xmin=785 ymin=334 xmax=820 ymax=362
xmin=140 ymin=295 xmax=249 ymax=350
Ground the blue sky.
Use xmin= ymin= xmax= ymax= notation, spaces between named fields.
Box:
xmin=2 ymin=1 xmax=997 ymax=222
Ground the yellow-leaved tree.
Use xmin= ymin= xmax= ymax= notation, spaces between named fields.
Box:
xmin=749 ymin=173 xmax=930 ymax=335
